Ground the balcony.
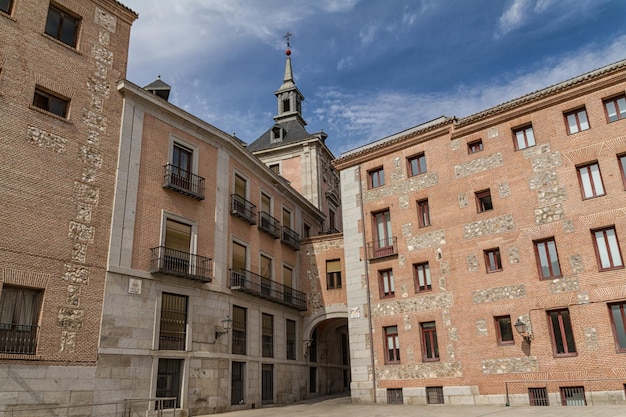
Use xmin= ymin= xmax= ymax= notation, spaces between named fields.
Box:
xmin=150 ymin=246 xmax=213 ymax=283
xmin=0 ymin=324 xmax=39 ymax=354
xmin=281 ymin=226 xmax=300 ymax=250
xmin=229 ymin=269 xmax=307 ymax=311
xmin=162 ymin=164 xmax=205 ymax=200
xmin=367 ymin=236 xmax=398 ymax=260
xmin=231 ymin=194 xmax=256 ymax=225
xmin=258 ymin=211 xmax=280 ymax=239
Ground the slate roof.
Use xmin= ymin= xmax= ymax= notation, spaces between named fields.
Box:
xmin=247 ymin=119 xmax=315 ymax=152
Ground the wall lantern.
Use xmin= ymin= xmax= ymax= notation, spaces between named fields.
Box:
xmin=514 ymin=319 xmax=532 ymax=344
xmin=214 ymin=315 xmax=233 ymax=342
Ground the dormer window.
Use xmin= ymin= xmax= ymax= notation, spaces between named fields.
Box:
xmin=271 ymin=126 xmax=283 ymax=143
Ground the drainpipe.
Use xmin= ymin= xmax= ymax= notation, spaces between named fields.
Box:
xmin=356 ymin=165 xmax=377 ymax=404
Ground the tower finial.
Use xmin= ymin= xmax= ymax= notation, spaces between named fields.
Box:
xmin=284 ymin=32 xmax=293 ymax=56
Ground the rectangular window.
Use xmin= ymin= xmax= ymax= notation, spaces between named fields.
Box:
xmin=169 ymin=143 xmax=193 ymax=190
xmin=45 ymin=4 xmax=80 ymax=48
xmin=231 ymin=362 xmax=245 ymax=405
xmin=303 ymin=223 xmax=311 ymax=238
xmin=495 ymin=315 xmax=514 ymax=345
xmin=156 ymin=359 xmax=183 ymax=409
xmin=269 ymin=163 xmax=280 ymax=175
xmin=232 ymin=305 xmax=246 ymax=355
xmin=417 ymin=199 xmax=430 ymax=227
xmin=608 ymin=302 xmax=626 ymax=352
xmin=373 ymin=209 xmax=393 ymax=254
xmin=618 ymin=154 xmax=626 ymax=190
xmin=534 ymin=237 xmax=562 ymax=279
xmin=577 ymin=162 xmax=605 ymax=199
xmin=426 ymin=386 xmax=444 ymax=404
xmin=413 ymin=262 xmax=432 ymax=292
xmin=604 ymin=95 xmax=626 ymax=123
xmin=407 ymin=153 xmax=427 ymax=176
xmin=379 ymin=269 xmax=394 ymax=298
xmin=484 ymin=248 xmax=502 ymax=273
xmin=529 ymin=387 xmax=550 ymax=406
xmin=421 ymin=321 xmax=439 ymax=361
xmin=0 ymin=0 xmax=13 ymax=14
xmin=475 ymin=189 xmax=493 ymax=212
xmin=232 ymin=241 xmax=247 ymax=274
xmin=286 ymin=319 xmax=296 ymax=360
xmin=513 ymin=125 xmax=536 ymax=150
xmin=387 ymin=388 xmax=403 ymax=404
xmin=548 ymin=309 xmax=576 ymax=356
xmin=565 ymin=108 xmax=590 ymax=134
xmin=592 ymin=226 xmax=624 ymax=270
xmin=162 ymin=219 xmax=192 ymax=274
xmin=384 ymin=326 xmax=400 ymax=364
xmin=468 ymin=139 xmax=483 ymax=154
xmin=159 ymin=293 xmax=187 ymax=351
xmin=328 ymin=207 xmax=336 ymax=232
xmin=368 ymin=167 xmax=385 ymax=188
xmin=33 ymin=87 xmax=69 ymax=118
xmin=262 ymin=313 xmax=273 ymax=358
xmin=0 ymin=286 xmax=43 ymax=354
xmin=326 ymin=259 xmax=342 ymax=289
xmin=560 ymin=386 xmax=586 ymax=406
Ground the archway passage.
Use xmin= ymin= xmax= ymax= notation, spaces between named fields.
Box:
xmin=307 ymin=317 xmax=350 ymax=397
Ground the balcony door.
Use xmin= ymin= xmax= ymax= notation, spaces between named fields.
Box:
xmin=171 ymin=143 xmax=192 ymax=189
xmin=373 ymin=210 xmax=393 ymax=256
xmin=164 ymin=219 xmax=192 ymax=273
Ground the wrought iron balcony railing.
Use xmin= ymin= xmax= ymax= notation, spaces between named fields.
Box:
xmin=162 ymin=164 xmax=205 ymax=200
xmin=150 ymin=246 xmax=213 ymax=283
xmin=258 ymin=211 xmax=280 ymax=239
xmin=229 ymin=269 xmax=307 ymax=311
xmin=281 ymin=226 xmax=300 ymax=250
xmin=367 ymin=236 xmax=398 ymax=260
xmin=230 ymin=194 xmax=257 ymax=225
xmin=0 ymin=323 xmax=39 ymax=354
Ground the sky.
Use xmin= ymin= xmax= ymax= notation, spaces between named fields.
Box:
xmin=120 ymin=0 xmax=626 ymax=156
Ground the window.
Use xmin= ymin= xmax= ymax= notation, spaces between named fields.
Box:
xmin=417 ymin=199 xmax=430 ymax=228
xmin=529 ymin=387 xmax=549 ymax=406
xmin=413 ymin=262 xmax=431 ymax=292
xmin=156 ymin=359 xmax=183 ymax=409
xmin=269 ymin=163 xmax=280 ymax=174
xmin=326 ymin=259 xmax=342 ymax=289
xmin=548 ymin=309 xmax=576 ymax=356
xmin=475 ymin=189 xmax=493 ymax=212
xmin=421 ymin=321 xmax=439 ymax=361
xmin=303 ymin=223 xmax=311 ymax=238
xmin=372 ymin=209 xmax=393 ymax=256
xmin=384 ymin=326 xmax=400 ymax=363
xmin=426 ymin=387 xmax=444 ymax=404
xmin=387 ymin=388 xmax=403 ymax=404
xmin=604 ymin=95 xmax=626 ymax=123
xmin=260 ymin=255 xmax=272 ymax=296
xmin=468 ymin=139 xmax=483 ymax=154
xmin=159 ymin=293 xmax=187 ymax=351
xmin=169 ymin=143 xmax=193 ymax=190
xmin=565 ymin=108 xmax=590 ymax=134
xmin=608 ymin=302 xmax=626 ymax=352
xmin=592 ymin=226 xmax=624 ymax=270
xmin=0 ymin=286 xmax=43 ymax=354
xmin=286 ymin=319 xmax=296 ymax=360
xmin=407 ymin=153 xmax=426 ymax=176
xmin=379 ymin=269 xmax=394 ymax=298
xmin=0 ymin=0 xmax=13 ymax=14
xmin=513 ymin=125 xmax=536 ymax=150
xmin=232 ymin=241 xmax=247 ymax=275
xmin=368 ymin=167 xmax=385 ymax=188
xmin=495 ymin=315 xmax=514 ymax=345
xmin=619 ymin=154 xmax=626 ymax=190
xmin=560 ymin=386 xmax=586 ymax=406
xmin=232 ymin=305 xmax=246 ymax=355
xmin=534 ymin=237 xmax=562 ymax=279
xmin=262 ymin=313 xmax=273 ymax=357
xmin=577 ymin=162 xmax=605 ymax=199
xmin=328 ymin=207 xmax=336 ymax=232
xmin=231 ymin=362 xmax=245 ymax=405
xmin=484 ymin=248 xmax=502 ymax=273
xmin=45 ymin=4 xmax=80 ymax=47
xmin=283 ymin=265 xmax=294 ymax=304
xmin=33 ymin=87 xmax=69 ymax=118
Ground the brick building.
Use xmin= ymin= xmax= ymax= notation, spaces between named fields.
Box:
xmin=335 ymin=59 xmax=626 ymax=406
xmin=0 ymin=0 xmax=137 ymax=413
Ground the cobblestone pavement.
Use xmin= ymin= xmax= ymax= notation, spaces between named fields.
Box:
xmin=210 ymin=395 xmax=626 ymax=417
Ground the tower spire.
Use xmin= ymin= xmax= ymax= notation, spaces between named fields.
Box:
xmin=274 ymin=33 xmax=306 ymax=125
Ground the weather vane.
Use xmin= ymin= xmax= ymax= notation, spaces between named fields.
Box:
xmin=284 ymin=32 xmax=292 ymax=48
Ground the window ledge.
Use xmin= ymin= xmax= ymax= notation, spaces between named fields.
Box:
xmin=41 ymin=32 xmax=82 ymax=55
xmin=0 ymin=9 xmax=16 ymax=21
xmin=0 ymin=353 xmax=43 ymax=360
xmin=29 ymin=104 xmax=72 ymax=124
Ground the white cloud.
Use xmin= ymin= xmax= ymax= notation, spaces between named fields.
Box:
xmin=313 ymin=35 xmax=626 ymax=154
xmin=359 ymin=23 xmax=378 ymax=45
xmin=495 ymin=0 xmax=531 ymax=38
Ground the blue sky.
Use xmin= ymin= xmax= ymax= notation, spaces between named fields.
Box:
xmin=121 ymin=0 xmax=626 ymax=156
